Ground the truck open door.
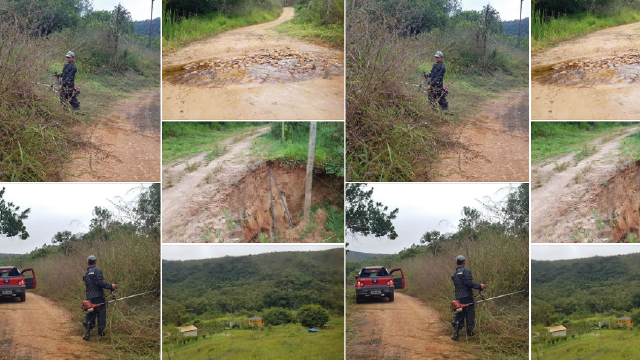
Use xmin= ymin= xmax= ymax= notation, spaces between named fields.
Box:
xmin=389 ymin=268 xmax=404 ymax=289
xmin=21 ymin=268 xmax=36 ymax=290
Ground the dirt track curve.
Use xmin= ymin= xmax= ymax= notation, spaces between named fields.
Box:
xmin=347 ymin=293 xmax=470 ymax=360
xmin=0 ymin=293 xmax=97 ymax=360
xmin=162 ymin=7 xmax=344 ymax=120
xmin=63 ymin=88 xmax=160 ymax=181
xmin=162 ymin=127 xmax=270 ymax=243
xmin=532 ymin=127 xmax=640 ymax=243
xmin=433 ymin=88 xmax=529 ymax=182
xmin=532 ymin=22 xmax=640 ymax=120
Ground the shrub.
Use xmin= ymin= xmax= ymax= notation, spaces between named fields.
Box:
xmin=263 ymin=308 xmax=295 ymax=326
xmin=297 ymin=304 xmax=330 ymax=328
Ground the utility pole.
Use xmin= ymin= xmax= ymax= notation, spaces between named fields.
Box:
xmin=303 ymin=122 xmax=317 ymax=223
xmin=148 ymin=0 xmax=155 ymax=48
xmin=516 ymin=0 xmax=523 ymax=47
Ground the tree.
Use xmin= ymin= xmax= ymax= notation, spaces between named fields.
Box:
xmin=476 ymin=4 xmax=501 ymax=57
xmin=345 ymin=184 xmax=399 ymax=242
xmin=297 ymin=304 xmax=329 ymax=328
xmin=303 ymin=122 xmax=317 ymax=223
xmin=263 ymin=308 xmax=294 ymax=326
xmin=419 ymin=230 xmax=442 ymax=244
xmin=107 ymin=4 xmax=132 ymax=67
xmin=0 ymin=188 xmax=30 ymax=240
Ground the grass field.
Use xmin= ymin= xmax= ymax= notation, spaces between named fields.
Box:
xmin=619 ymin=131 xmax=640 ymax=161
xmin=272 ymin=21 xmax=344 ymax=48
xmin=161 ymin=123 xmax=266 ymax=163
xmin=164 ymin=319 xmax=344 ymax=360
xmin=534 ymin=329 xmax=640 ymax=359
xmin=531 ymin=122 xmax=637 ymax=164
xmin=162 ymin=8 xmax=282 ymax=54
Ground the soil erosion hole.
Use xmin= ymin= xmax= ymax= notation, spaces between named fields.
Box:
xmin=227 ymin=162 xmax=343 ymax=242
xmin=595 ymin=161 xmax=640 ymax=242
xmin=532 ymin=51 xmax=640 ymax=87
xmin=162 ymin=48 xmax=344 ymax=87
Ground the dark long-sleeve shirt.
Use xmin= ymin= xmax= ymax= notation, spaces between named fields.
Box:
xmin=83 ymin=266 xmax=113 ymax=299
xmin=428 ymin=62 xmax=445 ymax=88
xmin=451 ymin=265 xmax=481 ymax=300
xmin=60 ymin=62 xmax=77 ymax=89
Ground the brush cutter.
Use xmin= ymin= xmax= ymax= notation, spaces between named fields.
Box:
xmin=450 ymin=288 xmax=528 ymax=313
xmin=81 ymin=289 xmax=159 ymax=314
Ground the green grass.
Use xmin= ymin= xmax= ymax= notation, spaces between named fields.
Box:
xmin=532 ymin=5 xmax=640 ymax=53
xmin=162 ymin=8 xmax=283 ymax=54
xmin=531 ymin=122 xmax=636 ymax=164
xmin=165 ymin=319 xmax=344 ymax=360
xmin=573 ymin=144 xmax=597 ymax=162
xmin=535 ymin=329 xmax=640 ymax=359
xmin=273 ymin=21 xmax=344 ymax=49
xmin=162 ymin=124 xmax=265 ymax=163
xmin=619 ymin=131 xmax=640 ymax=161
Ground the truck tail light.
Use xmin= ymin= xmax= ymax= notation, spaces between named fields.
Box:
xmin=356 ymin=281 xmax=363 ymax=288
xmin=18 ymin=280 xmax=25 ymax=287
xmin=387 ymin=280 xmax=393 ymax=287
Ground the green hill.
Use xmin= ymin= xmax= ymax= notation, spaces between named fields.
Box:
xmin=162 ymin=248 xmax=344 ymax=326
xmin=0 ymin=254 xmax=21 ymax=260
xmin=346 ymin=251 xmax=391 ymax=262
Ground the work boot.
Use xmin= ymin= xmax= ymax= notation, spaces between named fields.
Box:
xmin=98 ymin=328 xmax=106 ymax=336
xmin=83 ymin=328 xmax=90 ymax=341
xmin=467 ymin=328 xmax=474 ymax=337
xmin=452 ymin=328 xmax=459 ymax=341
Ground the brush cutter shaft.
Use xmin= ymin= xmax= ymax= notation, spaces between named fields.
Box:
xmin=450 ymin=289 xmax=527 ymax=312
xmin=81 ymin=290 xmax=158 ymax=313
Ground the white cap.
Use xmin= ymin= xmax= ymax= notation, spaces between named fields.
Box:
xmin=66 ymin=51 xmax=75 ymax=58
xmin=87 ymin=255 xmax=97 ymax=262
xmin=435 ymin=51 xmax=443 ymax=58
xmin=456 ymin=255 xmax=465 ymax=262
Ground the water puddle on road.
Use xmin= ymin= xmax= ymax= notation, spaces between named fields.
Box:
xmin=532 ymin=51 xmax=640 ymax=87
xmin=162 ymin=48 xmax=344 ymax=88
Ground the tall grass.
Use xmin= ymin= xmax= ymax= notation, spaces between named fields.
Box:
xmin=272 ymin=0 xmax=345 ymax=48
xmin=162 ymin=3 xmax=282 ymax=54
xmin=532 ymin=2 xmax=640 ymax=52
xmin=10 ymin=232 xmax=160 ymax=359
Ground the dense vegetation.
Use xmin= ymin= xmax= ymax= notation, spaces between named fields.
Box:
xmin=162 ymin=0 xmax=283 ymax=53
xmin=347 ymin=184 xmax=529 ymax=359
xmin=531 ymin=122 xmax=639 ymax=163
xmin=1 ymin=184 xmax=161 ymax=359
xmin=346 ymin=0 xmax=528 ymax=181
xmin=532 ymin=0 xmax=640 ymax=51
xmin=502 ymin=17 xmax=529 ymax=35
xmin=162 ymin=248 xmax=344 ymax=326
xmin=0 ymin=1 xmax=159 ymax=181
xmin=531 ymin=253 xmax=640 ymax=359
xmin=273 ymin=0 xmax=345 ymax=47
xmin=133 ymin=17 xmax=161 ymax=37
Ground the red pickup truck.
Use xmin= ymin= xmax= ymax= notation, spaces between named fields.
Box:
xmin=355 ymin=266 xmax=404 ymax=303
xmin=0 ymin=266 xmax=36 ymax=302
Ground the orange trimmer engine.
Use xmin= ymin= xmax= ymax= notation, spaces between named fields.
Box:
xmin=81 ymin=300 xmax=99 ymax=314
xmin=450 ymin=300 xmax=466 ymax=313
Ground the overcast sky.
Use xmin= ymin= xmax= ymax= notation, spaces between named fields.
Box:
xmin=1 ymin=184 xmax=149 ymax=254
xmin=92 ymin=0 xmax=155 ymax=21
xmin=461 ymin=0 xmax=530 ymax=21
xmin=348 ymin=183 xmax=518 ymax=254
xmin=162 ymin=244 xmax=344 ymax=261
xmin=532 ymin=245 xmax=640 ymax=261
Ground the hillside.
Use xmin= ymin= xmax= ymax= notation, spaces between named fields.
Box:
xmin=162 ymin=248 xmax=344 ymax=325
xmin=133 ymin=17 xmax=160 ymax=37
xmin=346 ymin=251 xmax=392 ymax=262
xmin=0 ymin=254 xmax=20 ymax=260
xmin=502 ymin=18 xmax=529 ymax=35
xmin=532 ymin=253 xmax=640 ymax=322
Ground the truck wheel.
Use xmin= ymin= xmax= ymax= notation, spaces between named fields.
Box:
xmin=388 ymin=292 xmax=395 ymax=302
xmin=356 ymin=296 xmax=363 ymax=304
xmin=20 ymin=293 xmax=25 ymax=302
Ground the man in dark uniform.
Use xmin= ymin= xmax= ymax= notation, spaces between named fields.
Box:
xmin=423 ymin=51 xmax=448 ymax=110
xmin=57 ymin=51 xmax=80 ymax=110
xmin=451 ymin=255 xmax=486 ymax=340
xmin=83 ymin=255 xmax=117 ymax=340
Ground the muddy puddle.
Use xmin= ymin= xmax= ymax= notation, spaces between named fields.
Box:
xmin=532 ymin=51 xmax=640 ymax=87
xmin=594 ymin=161 xmax=640 ymax=242
xmin=163 ymin=48 xmax=344 ymax=88
xmin=223 ymin=162 xmax=343 ymax=242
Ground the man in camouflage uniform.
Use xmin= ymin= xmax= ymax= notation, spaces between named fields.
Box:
xmin=423 ymin=51 xmax=448 ymax=110
xmin=83 ymin=255 xmax=117 ymax=340
xmin=57 ymin=51 xmax=80 ymax=110
xmin=451 ymin=255 xmax=486 ymax=340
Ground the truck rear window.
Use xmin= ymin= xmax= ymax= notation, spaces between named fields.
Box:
xmin=0 ymin=268 xmax=20 ymax=277
xmin=360 ymin=269 xmax=389 ymax=277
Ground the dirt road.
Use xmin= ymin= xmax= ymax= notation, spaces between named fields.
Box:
xmin=347 ymin=293 xmax=471 ymax=360
xmin=532 ymin=22 xmax=640 ymax=120
xmin=162 ymin=7 xmax=344 ymax=120
xmin=63 ymin=88 xmax=161 ymax=181
xmin=0 ymin=293 xmax=96 ymax=360
xmin=162 ymin=127 xmax=271 ymax=242
xmin=532 ymin=127 xmax=639 ymax=243
xmin=432 ymin=88 xmax=529 ymax=182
